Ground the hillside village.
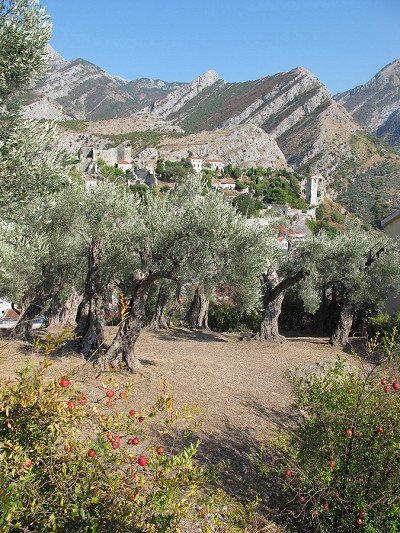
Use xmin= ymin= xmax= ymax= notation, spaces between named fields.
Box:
xmin=77 ymin=139 xmax=326 ymax=242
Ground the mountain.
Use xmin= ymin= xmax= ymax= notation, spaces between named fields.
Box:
xmin=335 ymin=59 xmax=400 ymax=151
xmin=41 ymin=52 xmax=399 ymax=224
xmin=142 ymin=67 xmax=400 ymax=224
xmin=143 ymin=67 xmax=364 ymax=176
xmin=24 ymin=47 xmax=185 ymax=121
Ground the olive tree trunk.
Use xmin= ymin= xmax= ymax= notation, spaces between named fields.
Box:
xmin=74 ymin=239 xmax=105 ymax=357
xmin=100 ymin=273 xmax=156 ymax=371
xmin=11 ymin=292 xmax=46 ymax=342
xmin=258 ymin=272 xmax=286 ymax=343
xmin=260 ymin=293 xmax=286 ymax=343
xmin=48 ymin=290 xmax=81 ymax=328
xmin=187 ymin=286 xmax=209 ymax=329
xmin=165 ymin=283 xmax=182 ymax=328
xmin=149 ymin=284 xmax=170 ymax=330
xmin=257 ymin=268 xmax=307 ymax=343
xmin=329 ymin=303 xmax=354 ymax=347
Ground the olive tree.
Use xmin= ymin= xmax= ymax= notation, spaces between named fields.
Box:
xmin=0 ymin=189 xmax=85 ymax=340
xmin=0 ymin=0 xmax=50 ymax=108
xmin=301 ymin=228 xmax=400 ymax=347
xmin=71 ymin=183 xmax=139 ymax=356
xmin=100 ymin=176 xmax=267 ymax=371
xmin=256 ymin=233 xmax=328 ymax=343
xmin=0 ymin=0 xmax=70 ymax=218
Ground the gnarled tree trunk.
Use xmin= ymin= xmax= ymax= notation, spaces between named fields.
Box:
xmin=12 ymin=292 xmax=46 ymax=342
xmin=48 ymin=290 xmax=81 ymax=328
xmin=257 ymin=268 xmax=307 ymax=343
xmin=187 ymin=286 xmax=209 ymax=329
xmin=100 ymin=273 xmax=156 ymax=371
xmin=74 ymin=239 xmax=105 ymax=357
xmin=260 ymin=293 xmax=286 ymax=343
xmin=165 ymin=282 xmax=182 ymax=328
xmin=149 ymin=284 xmax=170 ymax=330
xmin=258 ymin=272 xmax=286 ymax=343
xmin=329 ymin=302 xmax=354 ymax=347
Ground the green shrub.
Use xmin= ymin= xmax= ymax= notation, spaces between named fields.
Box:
xmin=260 ymin=346 xmax=400 ymax=532
xmin=239 ymin=308 xmax=263 ymax=333
xmin=369 ymin=312 xmax=400 ymax=341
xmin=232 ymin=194 xmax=260 ymax=218
xmin=331 ymin=210 xmax=345 ymax=224
xmin=0 ymin=361 xmax=252 ymax=531
xmin=208 ymin=302 xmax=239 ymax=331
xmin=208 ymin=302 xmax=262 ymax=333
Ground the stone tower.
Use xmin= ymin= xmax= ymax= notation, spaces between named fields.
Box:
xmin=306 ymin=176 xmax=319 ymax=206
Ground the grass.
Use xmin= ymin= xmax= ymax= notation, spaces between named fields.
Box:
xmin=57 ymin=119 xmax=87 ymax=133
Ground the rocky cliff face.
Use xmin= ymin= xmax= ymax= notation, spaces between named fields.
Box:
xmin=135 ymin=124 xmax=289 ymax=170
xmin=24 ymin=48 xmax=185 ymax=121
xmin=335 ymin=59 xmax=400 ymax=150
xmin=144 ymin=67 xmax=361 ymax=176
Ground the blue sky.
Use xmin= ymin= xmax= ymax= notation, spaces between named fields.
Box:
xmin=42 ymin=0 xmax=400 ymax=94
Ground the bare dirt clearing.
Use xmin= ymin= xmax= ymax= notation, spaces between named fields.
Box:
xmin=0 ymin=328 xmax=359 ymax=530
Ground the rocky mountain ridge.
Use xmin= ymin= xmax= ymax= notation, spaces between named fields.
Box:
xmin=143 ymin=67 xmax=360 ymax=176
xmin=24 ymin=47 xmax=185 ymax=121
xmin=335 ymin=59 xmax=400 ymax=150
xmin=35 ymin=50 xmax=399 ymax=222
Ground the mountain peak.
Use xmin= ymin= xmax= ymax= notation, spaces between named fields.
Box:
xmin=335 ymin=59 xmax=400 ymax=151
xmin=46 ymin=45 xmax=67 ymax=68
xmin=374 ymin=58 xmax=400 ymax=84
xmin=197 ymin=69 xmax=219 ymax=83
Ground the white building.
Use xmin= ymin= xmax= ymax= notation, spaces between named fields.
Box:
xmin=205 ymin=158 xmax=224 ymax=171
xmin=211 ymin=178 xmax=236 ymax=190
xmin=189 ymin=156 xmax=204 ymax=174
xmin=117 ymin=160 xmax=133 ymax=172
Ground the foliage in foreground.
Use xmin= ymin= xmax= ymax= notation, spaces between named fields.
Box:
xmin=260 ymin=338 xmax=400 ymax=532
xmin=0 ymin=360 xmax=253 ymax=532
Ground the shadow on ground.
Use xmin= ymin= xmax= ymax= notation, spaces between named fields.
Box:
xmin=237 ymin=395 xmax=302 ymax=432
xmin=191 ymin=416 xmax=292 ymax=528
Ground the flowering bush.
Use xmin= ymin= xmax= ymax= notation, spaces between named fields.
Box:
xmin=261 ymin=340 xmax=400 ymax=532
xmin=0 ymin=361 xmax=252 ymax=531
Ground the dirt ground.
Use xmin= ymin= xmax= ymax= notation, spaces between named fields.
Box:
xmin=0 ymin=327 xmax=361 ymax=531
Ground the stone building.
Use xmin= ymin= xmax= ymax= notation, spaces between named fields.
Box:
xmin=205 ymin=158 xmax=224 ymax=171
xmin=301 ymin=175 xmax=325 ymax=206
xmin=188 ymin=156 xmax=204 ymax=174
